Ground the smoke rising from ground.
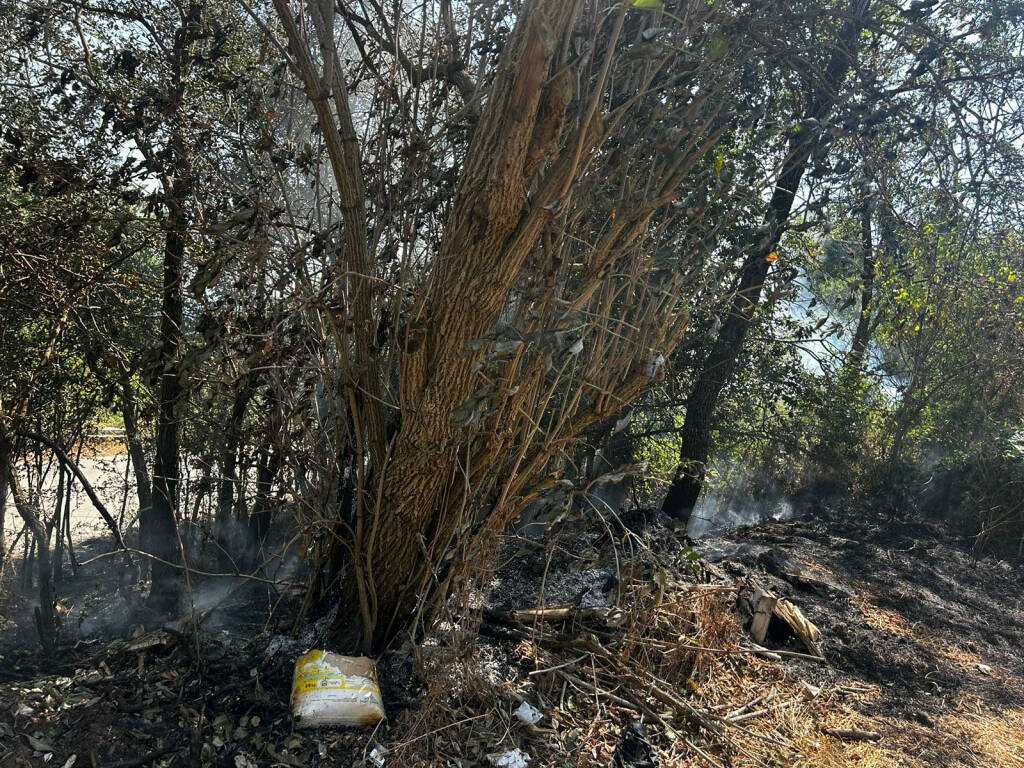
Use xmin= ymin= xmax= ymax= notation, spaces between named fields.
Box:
xmin=686 ymin=460 xmax=794 ymax=538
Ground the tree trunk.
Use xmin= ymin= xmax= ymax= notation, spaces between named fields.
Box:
xmin=889 ymin=388 xmax=919 ymax=466
xmin=121 ymin=377 xmax=153 ymax=575
xmin=63 ymin=464 xmax=77 ymax=575
xmin=661 ymin=0 xmax=871 ymax=523
xmin=146 ymin=218 xmax=186 ymax=613
xmin=52 ymin=465 xmax=66 ymax=585
xmin=276 ymin=0 xmax=586 ymax=653
xmin=244 ymin=448 xmax=280 ymax=573
xmin=278 ymin=0 xmax=748 ymax=652
xmin=811 ymin=183 xmax=878 ymax=481
xmin=0 ymin=432 xmax=9 ymax=573
xmin=142 ymin=0 xmax=203 ymax=614
xmin=2 ymin=429 xmax=56 ymax=652
xmin=215 ymin=386 xmax=252 ymax=570
xmin=847 ymin=196 xmax=876 ymax=373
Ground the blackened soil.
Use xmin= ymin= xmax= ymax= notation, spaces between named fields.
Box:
xmin=698 ymin=507 xmax=1024 ymax=724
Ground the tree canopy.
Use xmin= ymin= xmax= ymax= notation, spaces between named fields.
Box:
xmin=2 ymin=0 xmax=1023 ymax=654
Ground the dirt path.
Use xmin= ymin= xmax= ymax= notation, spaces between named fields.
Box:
xmin=3 ymin=454 xmax=136 ymax=547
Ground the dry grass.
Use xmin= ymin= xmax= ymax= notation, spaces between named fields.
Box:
xmin=381 ymin=550 xmax=1023 ymax=768
xmin=853 ymin=595 xmax=917 ymax=641
xmin=856 ymin=591 xmax=1002 ymax=676
xmin=384 ymin=566 xmax=746 ymax=766
xmin=937 ymin=707 xmax=1024 ymax=767
xmin=673 ymin=658 xmax=918 ymax=768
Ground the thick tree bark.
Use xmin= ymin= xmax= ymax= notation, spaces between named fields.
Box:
xmin=357 ymin=2 xmax=589 ymax=653
xmin=662 ymin=0 xmax=871 ymax=523
xmin=142 ymin=0 xmax=203 ymax=614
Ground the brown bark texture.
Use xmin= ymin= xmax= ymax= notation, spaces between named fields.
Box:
xmin=275 ymin=0 xmax=754 ymax=652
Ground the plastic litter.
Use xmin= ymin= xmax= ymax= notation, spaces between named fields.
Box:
xmin=800 ymin=680 xmax=822 ymax=700
xmin=368 ymin=745 xmax=387 ymax=767
xmin=646 ymin=353 xmax=666 ymax=381
xmin=486 ymin=749 xmax=531 ymax=768
xmin=514 ymin=701 xmax=543 ymax=725
xmin=290 ymin=650 xmax=385 ymax=728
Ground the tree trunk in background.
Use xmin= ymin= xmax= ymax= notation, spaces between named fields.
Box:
xmin=661 ymin=0 xmax=871 ymax=524
xmin=141 ymin=0 xmax=203 ymax=614
xmin=585 ymin=412 xmax=634 ymax=515
xmin=215 ymin=386 xmax=252 ymax=570
xmin=52 ymin=466 xmax=66 ymax=585
xmin=813 ymin=197 xmax=878 ymax=482
xmin=847 ymin=197 xmax=876 ymax=373
xmin=889 ymin=387 xmax=920 ymax=467
xmin=0 ymin=431 xmax=10 ymax=573
xmin=121 ymin=377 xmax=153 ymax=575
xmin=62 ymin=469 xmax=77 ymax=575
xmin=2 ymin=428 xmax=56 ymax=652
xmin=146 ymin=216 xmax=187 ymax=613
xmin=245 ymin=448 xmax=280 ymax=573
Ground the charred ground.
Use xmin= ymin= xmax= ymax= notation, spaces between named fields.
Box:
xmin=0 ymin=503 xmax=1022 ymax=767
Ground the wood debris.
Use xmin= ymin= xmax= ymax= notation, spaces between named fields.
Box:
xmin=745 ymin=585 xmax=823 ymax=658
xmin=823 ymin=727 xmax=882 ymax=742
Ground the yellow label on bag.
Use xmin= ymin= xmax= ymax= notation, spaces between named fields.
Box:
xmin=292 ymin=651 xmax=380 ymax=694
xmin=292 ymin=673 xmax=380 ymax=695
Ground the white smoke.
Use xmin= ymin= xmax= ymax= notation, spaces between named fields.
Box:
xmin=686 ymin=459 xmax=793 ymax=538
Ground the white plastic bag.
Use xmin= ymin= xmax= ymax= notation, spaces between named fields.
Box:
xmin=486 ymin=748 xmax=531 ymax=767
xmin=514 ymin=701 xmax=543 ymax=725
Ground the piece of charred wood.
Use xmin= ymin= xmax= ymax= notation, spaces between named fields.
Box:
xmin=774 ymin=598 xmax=822 ymax=657
xmin=750 ymin=589 xmax=778 ymax=644
xmin=744 ymin=584 xmax=823 ymax=657
xmin=823 ymin=727 xmax=881 ymax=742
